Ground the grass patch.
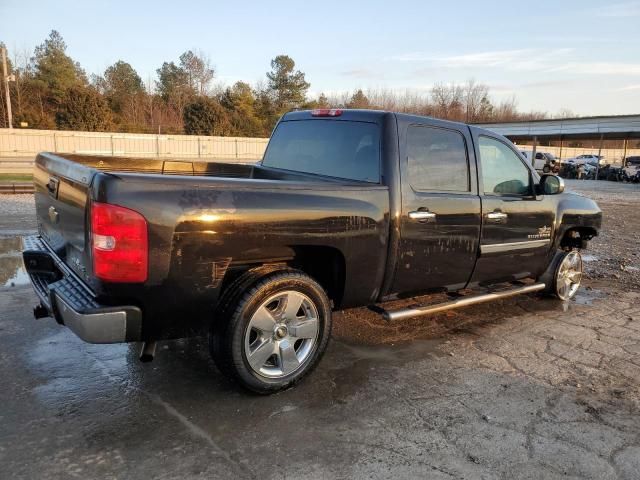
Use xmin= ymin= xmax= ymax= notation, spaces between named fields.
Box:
xmin=0 ymin=174 xmax=33 ymax=183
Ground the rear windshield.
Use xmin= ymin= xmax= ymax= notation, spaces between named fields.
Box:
xmin=262 ymin=120 xmax=380 ymax=183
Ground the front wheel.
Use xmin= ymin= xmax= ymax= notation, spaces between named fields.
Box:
xmin=554 ymin=250 xmax=583 ymax=300
xmin=539 ymin=250 xmax=583 ymax=300
xmin=210 ymin=270 xmax=332 ymax=394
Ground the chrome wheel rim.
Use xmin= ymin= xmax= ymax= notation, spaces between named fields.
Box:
xmin=556 ymin=251 xmax=583 ymax=300
xmin=244 ymin=290 xmax=319 ymax=378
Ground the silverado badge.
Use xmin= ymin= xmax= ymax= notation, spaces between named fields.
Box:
xmin=528 ymin=225 xmax=551 ymax=239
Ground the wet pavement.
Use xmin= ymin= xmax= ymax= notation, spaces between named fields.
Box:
xmin=2 ymin=187 xmax=640 ymax=479
xmin=0 ymin=237 xmax=29 ymax=288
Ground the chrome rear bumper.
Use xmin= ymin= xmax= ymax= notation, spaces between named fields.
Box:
xmin=22 ymin=235 xmax=142 ymax=344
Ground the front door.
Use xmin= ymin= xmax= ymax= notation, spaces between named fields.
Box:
xmin=390 ymin=121 xmax=481 ymax=296
xmin=470 ymin=133 xmax=556 ymax=285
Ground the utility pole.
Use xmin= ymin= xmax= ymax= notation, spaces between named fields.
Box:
xmin=531 ymin=136 xmax=538 ymax=168
xmin=1 ymin=47 xmax=14 ymax=129
xmin=596 ymin=133 xmax=604 ymax=181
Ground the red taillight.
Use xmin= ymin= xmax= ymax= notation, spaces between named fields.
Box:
xmin=311 ymin=108 xmax=343 ymax=117
xmin=91 ymin=202 xmax=148 ymax=283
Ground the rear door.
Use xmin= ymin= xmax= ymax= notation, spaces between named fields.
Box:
xmin=469 ymin=132 xmax=555 ymax=285
xmin=391 ymin=120 xmax=481 ymax=295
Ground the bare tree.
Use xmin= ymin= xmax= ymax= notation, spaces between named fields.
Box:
xmin=554 ymin=108 xmax=577 ymax=119
xmin=179 ymin=50 xmax=215 ymax=96
xmin=463 ymin=79 xmax=490 ymax=123
xmin=431 ymin=83 xmax=464 ymax=121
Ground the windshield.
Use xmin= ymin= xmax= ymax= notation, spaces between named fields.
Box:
xmin=262 ymin=120 xmax=380 ymax=183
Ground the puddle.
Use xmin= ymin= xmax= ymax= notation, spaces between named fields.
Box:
xmin=0 ymin=236 xmax=28 ymax=287
xmin=582 ymin=254 xmax=599 ymax=262
xmin=337 ymin=338 xmax=445 ymax=364
xmin=572 ymin=287 xmax=604 ymax=306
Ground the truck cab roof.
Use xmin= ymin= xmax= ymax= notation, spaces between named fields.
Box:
xmin=281 ymin=109 xmax=506 ymax=142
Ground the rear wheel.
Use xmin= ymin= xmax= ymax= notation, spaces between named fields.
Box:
xmin=210 ymin=270 xmax=332 ymax=394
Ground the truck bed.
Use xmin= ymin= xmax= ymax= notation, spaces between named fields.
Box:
xmin=43 ymin=153 xmax=357 ymax=183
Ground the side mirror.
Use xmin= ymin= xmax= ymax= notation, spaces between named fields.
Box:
xmin=539 ymin=174 xmax=564 ymax=195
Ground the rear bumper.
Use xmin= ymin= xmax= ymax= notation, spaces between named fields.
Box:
xmin=22 ymin=235 xmax=142 ymax=344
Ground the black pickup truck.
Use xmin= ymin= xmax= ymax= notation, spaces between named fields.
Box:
xmin=23 ymin=109 xmax=602 ymax=393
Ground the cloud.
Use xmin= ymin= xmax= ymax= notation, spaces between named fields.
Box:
xmin=592 ymin=1 xmax=640 ymax=17
xmin=391 ymin=48 xmax=574 ymax=72
xmin=340 ymin=69 xmax=375 ymax=78
xmin=548 ymin=62 xmax=640 ymax=76
xmin=391 ymin=49 xmax=531 ymax=65
xmin=392 ymin=48 xmax=640 ymax=77
xmin=433 ymin=49 xmax=539 ymax=68
xmin=617 ymin=84 xmax=640 ymax=91
xmin=518 ymin=79 xmax=577 ymax=89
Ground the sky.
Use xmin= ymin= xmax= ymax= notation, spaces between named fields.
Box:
xmin=2 ymin=0 xmax=640 ymax=116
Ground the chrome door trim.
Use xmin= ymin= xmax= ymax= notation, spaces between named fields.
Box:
xmin=480 ymin=239 xmax=550 ymax=255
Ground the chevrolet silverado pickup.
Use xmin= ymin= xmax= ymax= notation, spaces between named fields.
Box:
xmin=23 ymin=109 xmax=602 ymax=393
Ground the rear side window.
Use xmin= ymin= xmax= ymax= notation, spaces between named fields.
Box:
xmin=262 ymin=120 xmax=380 ymax=182
xmin=407 ymin=125 xmax=469 ymax=192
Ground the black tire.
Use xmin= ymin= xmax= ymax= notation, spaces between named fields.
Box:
xmin=210 ymin=269 xmax=332 ymax=394
xmin=210 ymin=266 xmax=282 ymax=369
xmin=539 ymin=251 xmax=561 ymax=296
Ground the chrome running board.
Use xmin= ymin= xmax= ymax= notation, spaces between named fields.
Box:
xmin=382 ymin=283 xmax=546 ymax=322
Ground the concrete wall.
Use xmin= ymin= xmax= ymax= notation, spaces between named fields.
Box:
xmin=0 ymin=128 xmax=269 ymax=174
xmin=2 ymin=128 xmax=639 ymax=175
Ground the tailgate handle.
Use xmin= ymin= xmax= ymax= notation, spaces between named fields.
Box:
xmin=47 ymin=177 xmax=60 ymax=198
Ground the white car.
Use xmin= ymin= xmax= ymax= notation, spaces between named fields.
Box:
xmin=519 ymin=150 xmax=557 ymax=172
xmin=565 ymin=154 xmax=605 ymax=166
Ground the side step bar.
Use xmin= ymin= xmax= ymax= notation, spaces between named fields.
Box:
xmin=383 ymin=283 xmax=546 ymax=322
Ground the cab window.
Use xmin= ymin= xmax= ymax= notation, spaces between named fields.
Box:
xmin=407 ymin=125 xmax=469 ymax=192
xmin=479 ymin=136 xmax=531 ymax=196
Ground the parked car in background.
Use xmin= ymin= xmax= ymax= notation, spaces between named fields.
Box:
xmin=623 ymin=156 xmax=640 ymax=167
xmin=565 ymin=154 xmax=605 ymax=166
xmin=520 ymin=150 xmax=557 ymax=173
xmin=623 ymin=156 xmax=640 ymax=180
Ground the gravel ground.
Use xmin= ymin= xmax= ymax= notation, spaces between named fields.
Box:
xmin=1 ymin=182 xmax=640 ymax=479
xmin=565 ymin=181 xmax=640 ymax=289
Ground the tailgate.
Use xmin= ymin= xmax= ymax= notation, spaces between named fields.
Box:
xmin=33 ymin=153 xmax=93 ymax=281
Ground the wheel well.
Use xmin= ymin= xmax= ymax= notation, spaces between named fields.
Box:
xmin=289 ymin=246 xmax=346 ymax=308
xmin=560 ymin=227 xmax=597 ymax=249
xmin=219 ymin=246 xmax=346 ymax=309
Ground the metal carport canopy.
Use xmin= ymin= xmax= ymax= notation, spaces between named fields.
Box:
xmin=475 ymin=114 xmax=640 ymax=141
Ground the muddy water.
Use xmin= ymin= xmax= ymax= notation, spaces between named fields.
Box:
xmin=0 ymin=237 xmax=28 ymax=287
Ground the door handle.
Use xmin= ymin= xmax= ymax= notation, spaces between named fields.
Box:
xmin=487 ymin=211 xmax=508 ymax=222
xmin=408 ymin=210 xmax=436 ymax=222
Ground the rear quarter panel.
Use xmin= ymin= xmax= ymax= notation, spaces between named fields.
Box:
xmin=92 ymin=173 xmax=390 ymax=339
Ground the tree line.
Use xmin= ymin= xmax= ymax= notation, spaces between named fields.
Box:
xmin=0 ymin=30 xmax=554 ymax=137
